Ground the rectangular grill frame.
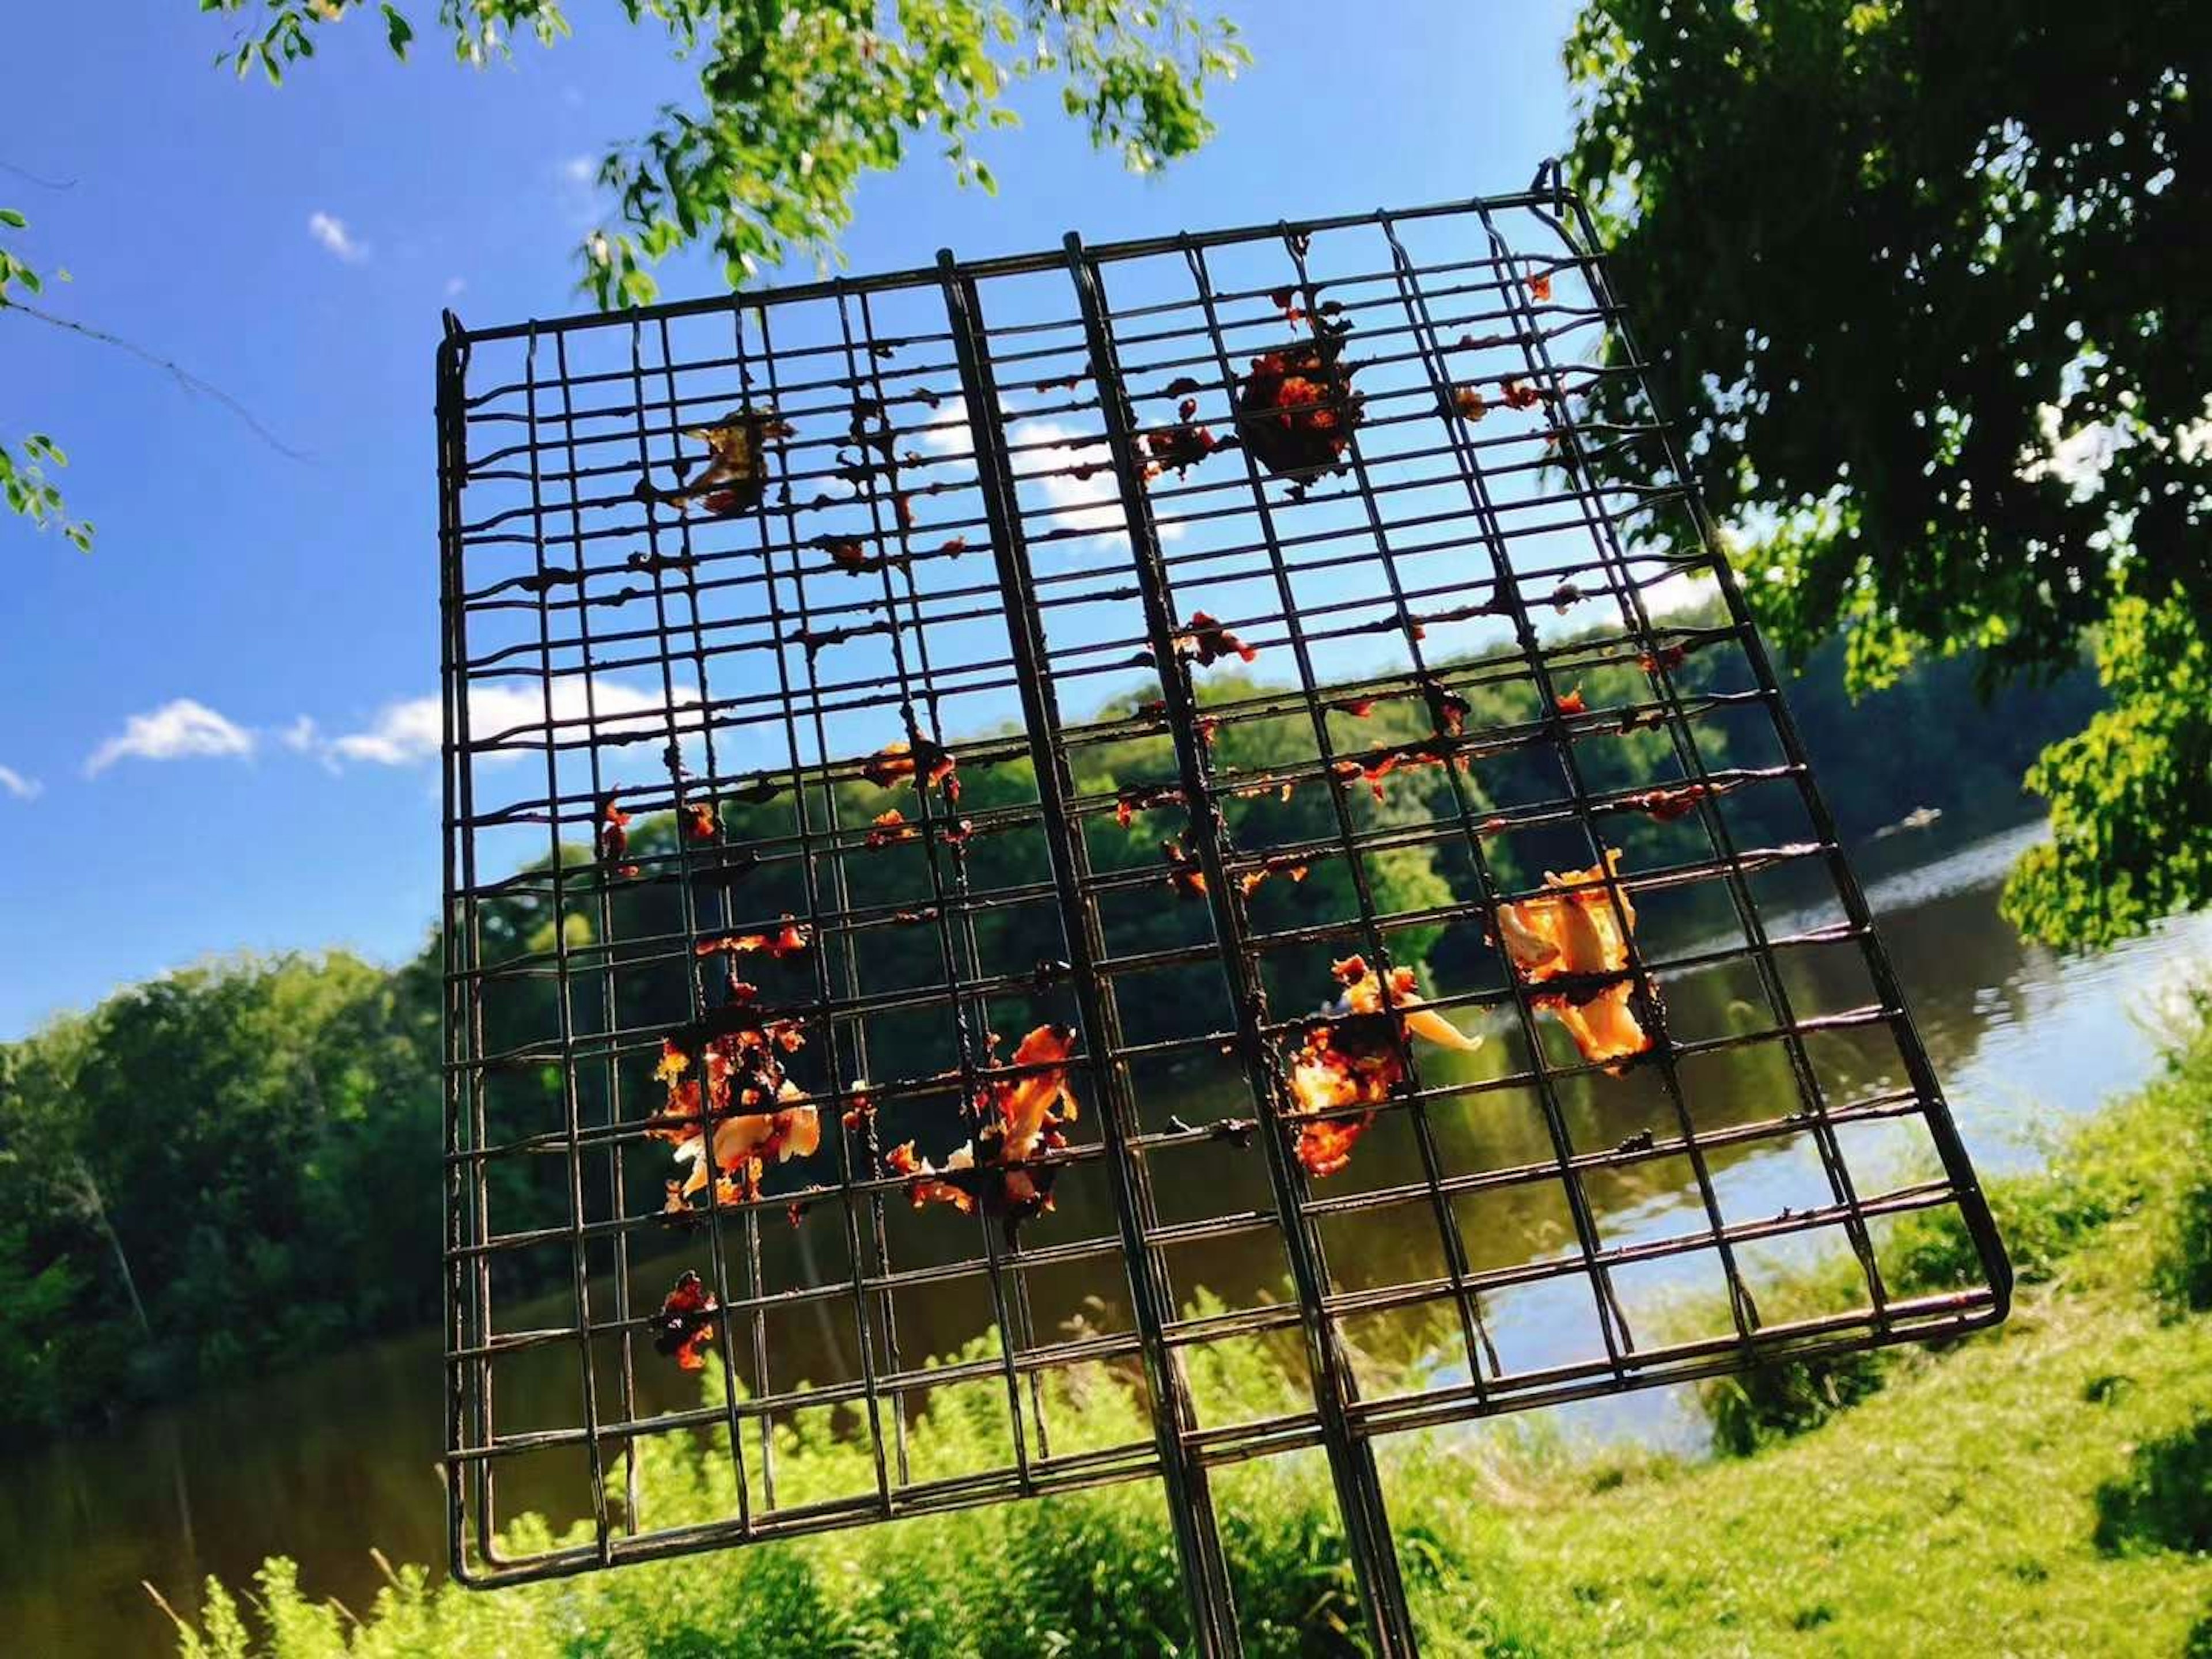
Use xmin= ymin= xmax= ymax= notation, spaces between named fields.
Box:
xmin=435 ymin=167 xmax=2009 ymax=1653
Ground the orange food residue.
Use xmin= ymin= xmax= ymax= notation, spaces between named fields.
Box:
xmin=652 ymin=1270 xmax=719 ymax=1372
xmin=694 ymin=919 xmax=812 ymax=960
xmin=863 ymin=734 xmax=957 ymax=793
xmin=1287 ymin=956 xmax=1480 ymax=1177
xmin=1494 ymin=849 xmax=1652 ymax=1071
xmin=887 ymin=1025 xmax=1081 ymax=1235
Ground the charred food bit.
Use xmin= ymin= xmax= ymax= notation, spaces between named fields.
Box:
xmin=840 ymin=1085 xmax=877 ymax=1132
xmin=597 ymin=794 xmax=639 ymax=879
xmin=1113 ymin=783 xmax=1185 ymax=828
xmin=886 ymin=1025 xmax=1081 ymax=1236
xmin=652 ymin=1271 xmax=719 ymax=1371
xmin=1500 ymin=379 xmax=1544 ymax=412
xmin=694 ymin=920 xmax=812 ymax=960
xmin=866 ymin=808 xmax=916 ymax=849
xmin=817 ymin=535 xmax=887 ymax=575
xmin=1328 ymin=954 xmax=1482 ymax=1053
xmin=1234 ymin=339 xmax=1365 ymax=482
xmin=651 ymin=1021 xmax=823 ymax=1206
xmin=1637 ymin=642 xmax=1691 ymax=675
xmin=1329 ymin=736 xmax=1463 ymax=804
xmin=1555 ymin=685 xmax=1588 ymax=717
xmin=1622 ymin=782 xmax=1721 ymax=823
xmin=1177 ymin=610 xmax=1259 ymax=667
xmin=1494 ymin=849 xmax=1653 ymax=1072
xmin=1287 ymin=956 xmax=1480 ymax=1177
xmin=1452 ymin=385 xmax=1489 ymax=424
xmin=1528 ymin=269 xmax=1554 ymax=302
xmin=1421 ymin=675 xmax=1471 ymax=737
xmin=683 ymin=802 xmax=719 ymax=842
xmin=1236 ymin=856 xmax=1310 ymax=897
xmin=1145 ymin=419 xmax=1228 ymax=477
xmin=679 ymin=408 xmax=793 ymax=516
xmin=863 ymin=734 xmax=957 ymax=792
xmin=1161 ymin=835 xmax=1209 ymax=900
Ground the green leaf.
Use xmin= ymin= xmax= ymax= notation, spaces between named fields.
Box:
xmin=381 ymin=3 xmax=414 ymax=59
xmin=0 ymin=209 xmax=26 ymax=228
xmin=1568 ymin=0 xmax=2212 ymax=946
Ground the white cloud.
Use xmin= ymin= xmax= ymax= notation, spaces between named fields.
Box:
xmin=0 ymin=764 xmax=42 ymax=801
xmin=325 ymin=697 xmax=440 ymax=767
xmin=560 ymin=155 xmax=596 ymax=185
xmin=316 ymin=677 xmax=700 ymax=768
xmin=920 ymin=407 xmax=1179 ymax=552
xmin=279 ymin=715 xmax=320 ymax=752
xmin=444 ymin=275 xmax=467 ymax=298
xmin=85 ymin=699 xmax=256 ymax=777
xmin=308 ymin=211 xmax=369 ymax=264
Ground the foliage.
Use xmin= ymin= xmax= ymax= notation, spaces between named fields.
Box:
xmin=196 ymin=0 xmax=1247 ymax=305
xmin=167 ymin=1015 xmax=2212 ymax=1655
xmin=0 ymin=621 xmax=2100 ymax=1443
xmin=0 ymin=208 xmax=93 ymax=551
xmin=2003 ymin=588 xmax=2212 ymax=946
xmin=1566 ymin=0 xmax=2212 ymax=944
xmin=0 ymin=952 xmax=445 ymax=1438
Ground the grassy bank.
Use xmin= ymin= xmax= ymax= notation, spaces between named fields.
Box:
xmin=171 ymin=1014 xmax=2212 ymax=1657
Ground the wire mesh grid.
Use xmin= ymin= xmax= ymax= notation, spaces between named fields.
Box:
xmin=436 ymin=168 xmax=2009 ymax=1639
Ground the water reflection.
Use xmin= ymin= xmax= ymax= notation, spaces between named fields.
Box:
xmin=10 ymin=823 xmax=2210 ymax=1656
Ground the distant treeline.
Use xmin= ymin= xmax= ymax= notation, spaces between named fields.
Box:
xmin=0 ymin=620 xmax=2100 ymax=1441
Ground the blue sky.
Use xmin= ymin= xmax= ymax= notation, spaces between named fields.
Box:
xmin=0 ymin=1 xmax=1584 ymax=1038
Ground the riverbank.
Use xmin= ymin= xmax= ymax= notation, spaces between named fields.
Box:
xmin=169 ymin=998 xmax=2212 ymax=1655
xmin=21 ymin=823 xmax=2212 ymax=1655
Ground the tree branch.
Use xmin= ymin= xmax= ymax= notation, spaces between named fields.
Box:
xmin=0 ymin=161 xmax=75 ymax=191
xmin=3 ymin=300 xmax=312 ymax=461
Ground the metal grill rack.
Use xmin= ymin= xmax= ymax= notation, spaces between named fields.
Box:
xmin=437 ymin=164 xmax=2009 ymax=1653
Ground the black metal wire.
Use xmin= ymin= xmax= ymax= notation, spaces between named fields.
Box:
xmin=437 ymin=181 xmax=2010 ymax=1648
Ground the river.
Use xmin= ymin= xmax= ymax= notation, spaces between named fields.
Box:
xmin=9 ymin=821 xmax=2211 ymax=1657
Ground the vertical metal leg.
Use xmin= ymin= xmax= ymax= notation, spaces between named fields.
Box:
xmin=1062 ymin=234 xmax=1420 ymax=1657
xmin=940 ymin=255 xmax=1245 ymax=1657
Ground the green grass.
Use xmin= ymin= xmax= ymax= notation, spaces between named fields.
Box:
xmin=1426 ymin=1280 xmax=2212 ymax=1654
xmin=169 ymin=1017 xmax=2212 ymax=1656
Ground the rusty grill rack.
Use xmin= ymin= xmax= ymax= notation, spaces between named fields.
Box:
xmin=436 ymin=165 xmax=2009 ymax=1652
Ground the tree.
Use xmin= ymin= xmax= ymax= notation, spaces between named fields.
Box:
xmin=1 ymin=1 xmax=1245 ymax=547
xmin=1565 ymin=1 xmax=2211 ymax=945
